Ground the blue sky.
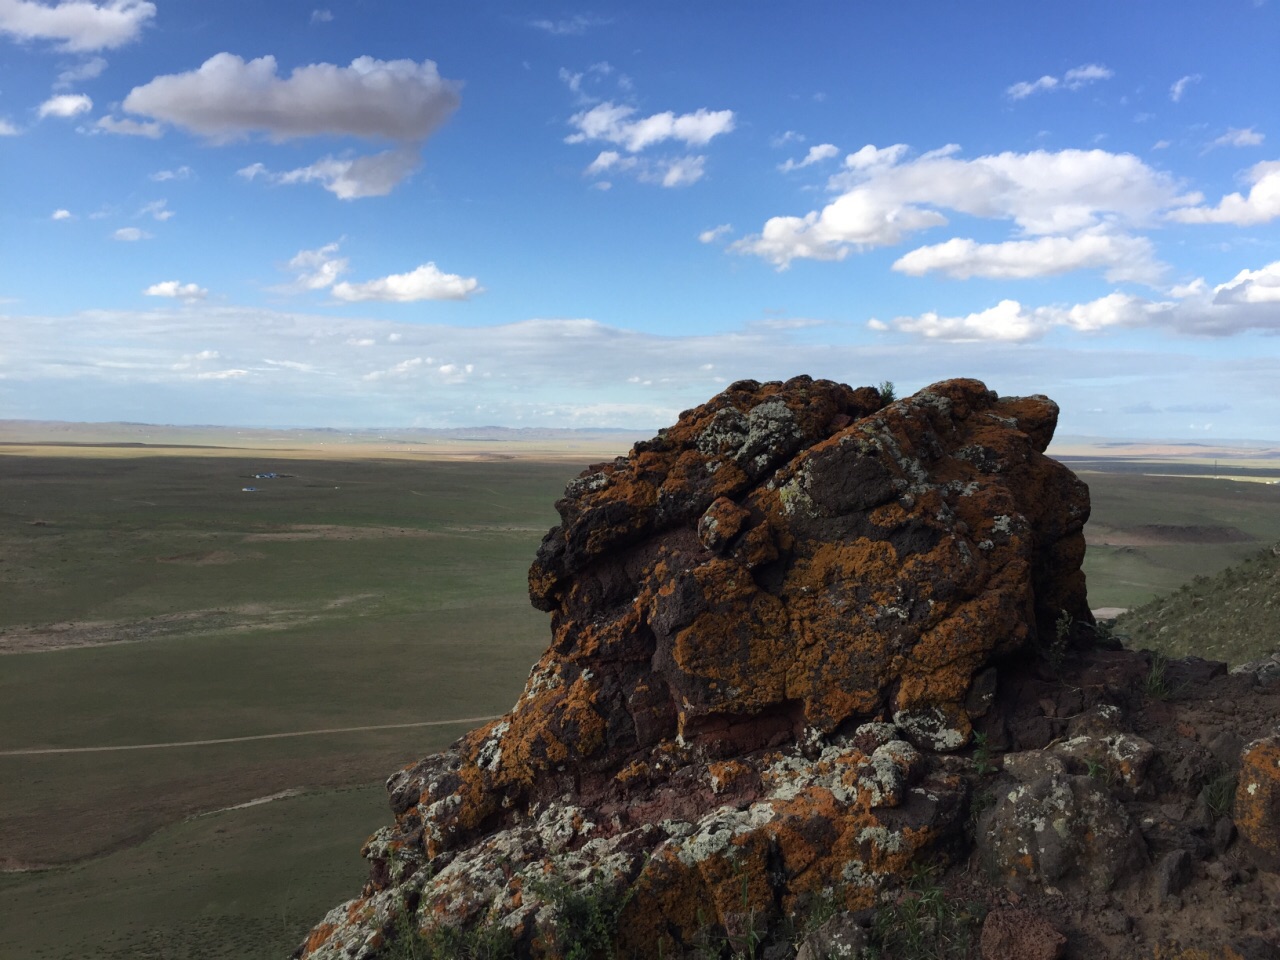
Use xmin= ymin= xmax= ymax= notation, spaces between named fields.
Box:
xmin=2 ymin=1 xmax=1279 ymax=437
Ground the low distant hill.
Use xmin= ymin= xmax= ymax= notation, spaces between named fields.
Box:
xmin=1115 ymin=543 xmax=1280 ymax=666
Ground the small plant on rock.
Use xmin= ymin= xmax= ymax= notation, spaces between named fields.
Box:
xmin=878 ymin=380 xmax=897 ymax=404
xmin=1143 ymin=651 xmax=1180 ymax=701
xmin=864 ymin=864 xmax=984 ymax=960
xmin=970 ymin=732 xmax=996 ymax=777
xmin=529 ymin=868 xmax=633 ymax=960
xmin=1204 ymin=770 xmax=1237 ymax=819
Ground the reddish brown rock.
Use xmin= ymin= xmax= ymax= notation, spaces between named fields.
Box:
xmin=1236 ymin=733 xmax=1280 ymax=869
xmin=980 ymin=907 xmax=1067 ymax=960
xmin=297 ymin=377 xmax=1095 ymax=959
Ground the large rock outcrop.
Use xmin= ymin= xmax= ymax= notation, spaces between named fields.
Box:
xmin=298 ymin=376 xmax=1097 ymax=959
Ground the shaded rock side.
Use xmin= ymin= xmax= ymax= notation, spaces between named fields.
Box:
xmin=297 ymin=376 xmax=1092 ymax=959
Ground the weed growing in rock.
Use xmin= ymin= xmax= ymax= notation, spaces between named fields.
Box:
xmin=528 ymin=869 xmax=633 ymax=960
xmin=878 ymin=381 xmax=897 ymax=404
xmin=381 ymin=903 xmax=514 ymax=960
xmin=1204 ymin=771 xmax=1237 ymax=819
xmin=864 ymin=865 xmax=984 ymax=960
xmin=970 ymin=732 xmax=996 ymax=777
xmin=1143 ymin=651 xmax=1182 ymax=701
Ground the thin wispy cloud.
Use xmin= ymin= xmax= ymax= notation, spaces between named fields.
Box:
xmin=1007 ymin=63 xmax=1113 ymax=100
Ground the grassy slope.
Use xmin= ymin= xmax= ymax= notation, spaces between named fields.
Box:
xmin=1114 ymin=545 xmax=1280 ymax=665
xmin=1078 ymin=470 xmax=1280 ymax=609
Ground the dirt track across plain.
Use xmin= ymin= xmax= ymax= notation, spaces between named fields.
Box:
xmin=0 ymin=715 xmax=500 ymax=756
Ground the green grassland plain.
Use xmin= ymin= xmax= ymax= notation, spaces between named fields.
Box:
xmin=1 ymin=429 xmax=1279 ymax=959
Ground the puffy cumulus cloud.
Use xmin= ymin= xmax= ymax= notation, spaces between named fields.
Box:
xmin=566 ymin=101 xmax=734 ymax=152
xmin=238 ymin=147 xmax=419 ymax=200
xmin=112 ymin=226 xmax=150 ymax=240
xmin=93 ymin=114 xmax=159 ymax=137
xmin=1006 ymin=63 xmax=1112 ymax=100
xmin=892 ymin=230 xmax=1164 ymax=285
xmin=698 ymin=223 xmax=732 ymax=244
xmin=1168 ymin=160 xmax=1280 ymax=225
xmin=876 ymin=258 xmax=1280 ymax=342
xmin=37 ymin=92 xmax=91 ymax=118
xmin=144 ymin=280 xmax=207 ymax=299
xmin=120 ymin=54 xmax=461 ymax=143
xmin=778 ymin=143 xmax=839 ymax=172
xmin=1214 ymin=261 xmax=1280 ymax=304
xmin=1210 ymin=127 xmax=1265 ymax=149
xmin=0 ymin=0 xmax=154 ymax=51
xmin=1170 ymin=74 xmax=1201 ymax=102
xmin=331 ymin=262 xmax=482 ymax=303
xmin=734 ymin=144 xmax=1198 ymax=268
xmin=51 ymin=207 xmax=72 ymax=219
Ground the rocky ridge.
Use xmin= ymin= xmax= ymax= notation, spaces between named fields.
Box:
xmin=298 ymin=377 xmax=1280 ymax=959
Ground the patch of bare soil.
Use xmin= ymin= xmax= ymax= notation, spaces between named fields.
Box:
xmin=1091 ymin=523 xmax=1255 ymax=547
xmin=0 ymin=594 xmax=381 ymax=653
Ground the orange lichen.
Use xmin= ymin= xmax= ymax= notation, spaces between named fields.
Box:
xmin=1235 ymin=735 xmax=1280 ymax=863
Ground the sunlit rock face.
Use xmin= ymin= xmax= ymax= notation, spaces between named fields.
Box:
xmin=297 ymin=376 xmax=1093 ymax=959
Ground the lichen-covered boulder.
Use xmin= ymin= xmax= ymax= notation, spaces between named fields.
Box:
xmin=976 ymin=773 xmax=1147 ymax=894
xmin=1235 ymin=733 xmax=1280 ymax=870
xmin=297 ymin=377 xmax=1093 ymax=959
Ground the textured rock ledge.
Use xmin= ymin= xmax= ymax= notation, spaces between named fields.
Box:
xmin=296 ymin=377 xmax=1279 ymax=959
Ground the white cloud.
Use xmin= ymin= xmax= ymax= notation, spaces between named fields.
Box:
xmin=529 ymin=15 xmax=608 ymax=35
xmin=51 ymin=208 xmax=72 ymax=219
xmin=93 ymin=114 xmax=160 ymax=137
xmin=121 ymin=53 xmax=461 ymax=143
xmin=778 ymin=143 xmax=838 ymax=172
xmin=1214 ymin=261 xmax=1280 ymax=304
xmin=331 ymin=262 xmax=482 ymax=302
xmin=54 ymin=55 xmax=106 ymax=88
xmin=1210 ymin=126 xmax=1265 ymax=149
xmin=1153 ymin=139 xmax=1171 ymax=150
xmin=735 ymin=144 xmax=1198 ymax=268
xmin=112 ymin=226 xmax=150 ymax=241
xmin=0 ymin=0 xmax=154 ymax=51
xmin=1170 ymin=74 xmax=1201 ymax=102
xmin=310 ymin=8 xmax=332 ymax=23
xmin=1006 ymin=75 xmax=1057 ymax=100
xmin=771 ymin=130 xmax=804 ymax=148
xmin=892 ymin=230 xmax=1164 ymax=285
xmin=238 ymin=148 xmax=419 ymax=199
xmin=137 ymin=198 xmax=172 ymax=220
xmin=282 ymin=241 xmax=348 ymax=291
xmin=37 ymin=92 xmax=91 ymax=118
xmin=656 ymin=155 xmax=705 ymax=187
xmin=698 ymin=224 xmax=732 ymax=244
xmin=0 ymin=118 xmax=18 ymax=135
xmin=876 ymin=258 xmax=1280 ymax=341
xmin=144 ymin=280 xmax=207 ymax=299
xmin=566 ymin=101 xmax=735 ymax=152
xmin=196 ymin=368 xmax=249 ymax=380
xmin=149 ymin=164 xmax=192 ymax=181
xmin=1007 ymin=63 xmax=1112 ymax=100
xmin=582 ymin=149 xmax=706 ymax=189
xmin=1168 ymin=160 xmax=1280 ymax=225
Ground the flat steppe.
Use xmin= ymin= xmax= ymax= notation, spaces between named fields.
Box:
xmin=1 ymin=422 xmax=1277 ymax=959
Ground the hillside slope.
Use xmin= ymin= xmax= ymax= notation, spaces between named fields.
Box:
xmin=1115 ymin=544 xmax=1280 ymax=666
